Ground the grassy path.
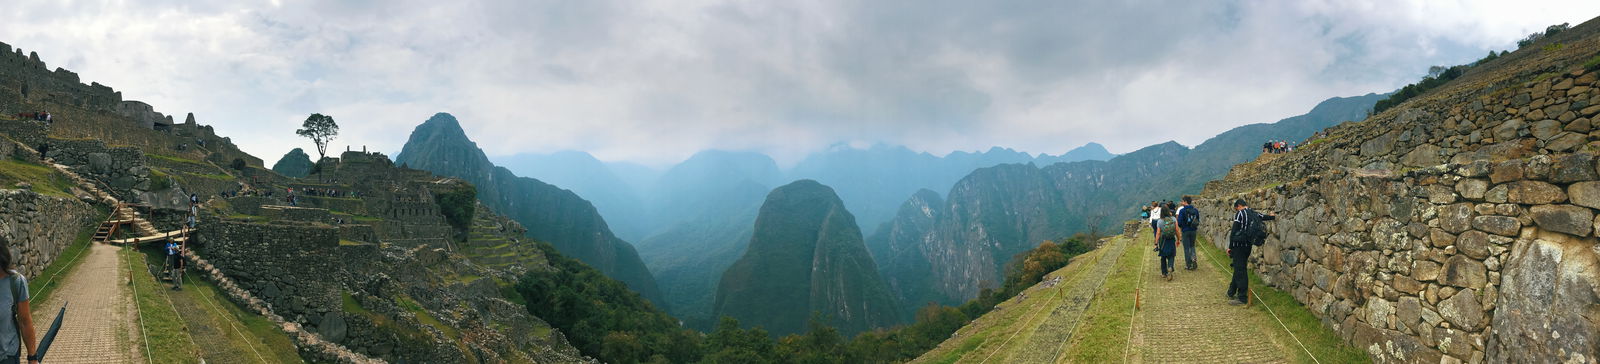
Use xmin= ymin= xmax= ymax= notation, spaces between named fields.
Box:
xmin=1131 ymin=238 xmax=1283 ymax=363
xmin=132 ymin=245 xmax=303 ymax=363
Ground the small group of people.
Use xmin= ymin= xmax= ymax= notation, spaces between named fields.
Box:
xmin=1262 ymin=140 xmax=1293 ymax=154
xmin=1138 ymin=197 xmax=1276 ymax=306
xmin=15 ymin=111 xmax=51 ymax=124
xmin=1142 ymin=197 xmax=1201 ymax=281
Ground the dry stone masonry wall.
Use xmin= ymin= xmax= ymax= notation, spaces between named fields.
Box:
xmin=1197 ymin=32 xmax=1600 ymax=364
xmin=0 ymin=190 xmax=96 ymax=279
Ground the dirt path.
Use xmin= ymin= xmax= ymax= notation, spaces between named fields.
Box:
xmin=1130 ymin=242 xmax=1285 ymax=363
xmin=31 ymin=242 xmax=141 ymax=363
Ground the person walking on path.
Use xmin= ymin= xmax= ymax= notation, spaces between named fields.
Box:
xmin=1177 ymin=196 xmax=1200 ymax=270
xmin=1226 ymin=199 xmax=1274 ymax=305
xmin=0 ymin=237 xmax=41 ymax=364
xmin=1155 ymin=206 xmax=1179 ymax=280
xmin=165 ymin=240 xmax=183 ymax=291
xmin=1148 ymin=201 xmax=1162 ymax=240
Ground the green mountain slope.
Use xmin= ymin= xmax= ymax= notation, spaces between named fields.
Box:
xmin=394 ymin=112 xmax=665 ymax=306
xmin=713 ymin=180 xmax=902 ymax=337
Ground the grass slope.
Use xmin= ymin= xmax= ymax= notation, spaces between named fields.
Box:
xmin=1059 ymin=233 xmax=1148 ymax=362
xmin=125 ymin=245 xmax=202 ymax=363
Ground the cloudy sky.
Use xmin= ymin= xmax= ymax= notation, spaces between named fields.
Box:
xmin=4 ymin=1 xmax=1598 ymax=166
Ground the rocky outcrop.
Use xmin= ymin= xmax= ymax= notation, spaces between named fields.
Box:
xmin=713 ymin=180 xmax=902 ymax=337
xmin=271 ymin=148 xmax=314 ymax=178
xmin=1195 ymin=18 xmax=1600 ymax=363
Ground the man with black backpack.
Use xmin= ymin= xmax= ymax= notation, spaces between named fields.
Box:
xmin=1226 ymin=199 xmax=1274 ymax=305
xmin=1177 ymin=196 xmax=1200 ymax=270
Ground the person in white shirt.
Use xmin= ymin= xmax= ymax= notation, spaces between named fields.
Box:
xmin=1148 ymin=201 xmax=1162 ymax=240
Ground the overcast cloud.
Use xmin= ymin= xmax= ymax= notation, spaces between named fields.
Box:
xmin=3 ymin=1 xmax=1597 ymax=166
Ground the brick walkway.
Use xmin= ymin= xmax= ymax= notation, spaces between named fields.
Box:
xmin=1131 ymin=243 xmax=1285 ymax=363
xmin=31 ymin=242 xmax=140 ymax=363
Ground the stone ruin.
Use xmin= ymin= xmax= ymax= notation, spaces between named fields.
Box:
xmin=1196 ymin=27 xmax=1600 ymax=363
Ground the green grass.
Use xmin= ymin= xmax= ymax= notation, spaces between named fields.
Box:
xmin=1060 ymin=234 xmax=1146 ymax=362
xmin=0 ymin=158 xmax=78 ymax=198
xmin=184 ymin=171 xmax=237 ymax=181
xmin=148 ymin=154 xmax=206 ymax=165
xmin=30 ymin=205 xmax=110 ymax=304
xmin=1195 ymin=238 xmax=1369 ymax=364
xmin=1533 ymin=71 xmax=1561 ymax=84
xmin=179 ymin=268 xmax=305 ymax=363
xmin=124 ymin=245 xmax=203 ymax=363
xmin=1584 ymin=54 xmax=1600 ymax=71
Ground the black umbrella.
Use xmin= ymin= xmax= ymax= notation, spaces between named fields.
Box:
xmin=35 ymin=302 xmax=65 ymax=360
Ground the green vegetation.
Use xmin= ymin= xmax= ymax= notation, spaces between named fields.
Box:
xmin=1059 ymin=234 xmax=1146 ymax=362
xmin=148 ymin=153 xmax=206 ymax=165
xmin=1517 ymin=22 xmax=1570 ymax=49
xmin=433 ymin=183 xmax=477 ymax=239
xmin=0 ymin=158 xmax=78 ymax=198
xmin=149 ymin=169 xmax=174 ymax=191
xmin=1373 ymin=64 xmax=1467 ymax=114
xmin=296 ymin=113 xmax=340 ymax=160
xmin=1372 ymin=22 xmax=1572 ymax=115
xmin=124 ymin=245 xmax=203 ymax=362
xmin=1583 ymin=53 xmax=1600 ymax=72
xmin=180 ymin=272 xmax=304 ymax=363
xmin=515 ymin=234 xmax=1095 ymax=364
xmin=31 ymin=204 xmax=111 ymax=304
xmin=230 ymin=158 xmax=247 ymax=170
xmin=1195 ymin=239 xmax=1369 ymax=363
xmin=183 ymin=171 xmax=237 ymax=181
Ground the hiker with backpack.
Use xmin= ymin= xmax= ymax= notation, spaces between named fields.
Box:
xmin=0 ymin=237 xmax=42 ymax=364
xmin=1226 ymin=199 xmax=1274 ymax=305
xmin=1177 ymin=196 xmax=1200 ymax=270
xmin=1155 ymin=204 xmax=1179 ymax=280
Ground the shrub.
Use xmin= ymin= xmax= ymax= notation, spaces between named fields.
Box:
xmin=432 ymin=183 xmax=476 ymax=238
xmin=230 ymin=158 xmax=247 ymax=170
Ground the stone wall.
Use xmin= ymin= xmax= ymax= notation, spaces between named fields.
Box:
xmin=44 ymin=138 xmax=150 ymax=200
xmin=0 ymin=190 xmax=98 ymax=279
xmin=1195 ymin=37 xmax=1600 ymax=363
xmin=0 ymin=120 xmax=46 ymax=150
xmin=260 ymin=205 xmax=332 ymax=223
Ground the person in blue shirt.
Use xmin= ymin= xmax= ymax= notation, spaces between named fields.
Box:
xmin=1177 ymin=196 xmax=1200 ymax=270
xmin=165 ymin=241 xmax=183 ymax=291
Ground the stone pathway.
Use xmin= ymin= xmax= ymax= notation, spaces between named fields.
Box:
xmin=31 ymin=242 xmax=141 ymax=363
xmin=1130 ymin=243 xmax=1284 ymax=363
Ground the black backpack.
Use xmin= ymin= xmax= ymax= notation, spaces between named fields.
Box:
xmin=1180 ymin=206 xmax=1199 ymax=230
xmin=1246 ymin=210 xmax=1268 ymax=246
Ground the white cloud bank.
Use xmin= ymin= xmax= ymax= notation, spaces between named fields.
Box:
xmin=3 ymin=0 xmax=1597 ymax=166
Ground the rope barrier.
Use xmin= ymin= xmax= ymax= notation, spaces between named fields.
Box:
xmin=1122 ymin=234 xmax=1148 ymax=363
xmin=190 ymin=273 xmax=270 ymax=363
xmin=1198 ymin=241 xmax=1321 ymax=364
xmin=126 ymin=247 xmax=153 ymax=364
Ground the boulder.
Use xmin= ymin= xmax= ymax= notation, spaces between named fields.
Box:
xmin=1471 ymin=215 xmax=1521 ymax=237
xmin=1455 ymin=230 xmax=1491 ymax=260
xmin=1362 ymin=131 xmax=1399 ymax=157
xmin=1504 ymin=181 xmax=1566 ymax=205
xmin=1490 ymin=160 xmax=1525 ymax=184
xmin=1487 ymin=237 xmax=1600 ymax=362
xmin=319 ymin=311 xmax=347 ymax=343
xmin=1397 ymin=296 xmax=1423 ymax=329
xmin=1549 ymin=153 xmax=1598 ymax=183
xmin=1401 ymin=144 xmax=1444 ymax=167
xmin=1529 ymin=204 xmax=1594 ymax=237
xmin=1531 ymin=119 xmax=1562 ymax=140
xmin=1414 ymin=260 xmax=1442 ymax=282
xmin=1439 ymin=255 xmax=1487 ymax=288
xmin=1492 ymin=119 xmax=1525 ymax=141
xmin=87 ymin=152 xmax=111 ymax=174
xmin=1438 ymin=203 xmax=1474 ymax=234
xmin=1568 ymin=181 xmax=1600 ymax=209
xmin=1455 ymin=179 xmax=1488 ymax=200
xmin=1546 ymin=132 xmax=1587 ymax=152
xmin=1438 ymin=288 xmax=1484 ymax=331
